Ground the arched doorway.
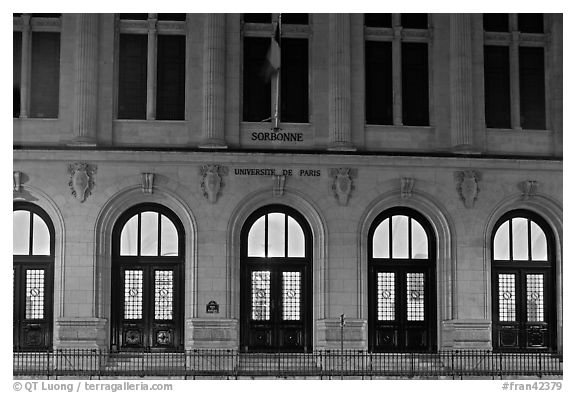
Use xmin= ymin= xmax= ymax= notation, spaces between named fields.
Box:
xmin=240 ymin=205 xmax=313 ymax=352
xmin=13 ymin=202 xmax=55 ymax=351
xmin=368 ymin=207 xmax=437 ymax=352
xmin=491 ymin=210 xmax=556 ymax=351
xmin=111 ymin=203 xmax=185 ymax=351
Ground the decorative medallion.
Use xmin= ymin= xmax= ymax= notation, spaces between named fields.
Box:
xmin=200 ymin=164 xmax=228 ymax=204
xmin=13 ymin=171 xmax=22 ymax=193
xmin=519 ymin=180 xmax=539 ymax=200
xmin=329 ymin=168 xmax=358 ymax=206
xmin=68 ymin=162 xmax=97 ymax=203
xmin=455 ymin=170 xmax=481 ymax=209
xmin=272 ymin=172 xmax=286 ymax=197
xmin=156 ymin=330 xmax=172 ymax=346
xmin=141 ymin=173 xmax=155 ymax=194
xmin=125 ymin=329 xmax=141 ymax=345
xmin=400 ymin=177 xmax=415 ymax=199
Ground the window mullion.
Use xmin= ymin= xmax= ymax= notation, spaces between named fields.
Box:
xmin=147 ymin=14 xmax=158 ymax=120
xmin=510 ymin=15 xmax=521 ymax=130
xmin=392 ymin=14 xmax=402 ymax=126
xmin=28 ymin=211 xmax=34 ymax=256
xmin=20 ymin=14 xmax=31 ymax=119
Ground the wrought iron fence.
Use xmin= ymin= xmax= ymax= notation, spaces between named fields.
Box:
xmin=13 ymin=349 xmax=563 ymax=379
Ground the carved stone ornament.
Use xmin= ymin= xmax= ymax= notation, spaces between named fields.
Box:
xmin=455 ymin=170 xmax=481 ymax=209
xmin=272 ymin=171 xmax=286 ymax=197
xmin=520 ymin=180 xmax=539 ymax=200
xmin=329 ymin=168 xmax=357 ymax=206
xmin=68 ymin=163 xmax=97 ymax=203
xmin=141 ymin=173 xmax=155 ymax=194
xmin=401 ymin=177 xmax=415 ymax=199
xmin=13 ymin=171 xmax=22 ymax=193
xmin=200 ymin=164 xmax=228 ymax=203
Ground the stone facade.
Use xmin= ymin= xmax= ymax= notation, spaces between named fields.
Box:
xmin=13 ymin=14 xmax=562 ymax=352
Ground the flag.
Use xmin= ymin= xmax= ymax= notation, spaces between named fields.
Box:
xmin=263 ymin=20 xmax=281 ymax=81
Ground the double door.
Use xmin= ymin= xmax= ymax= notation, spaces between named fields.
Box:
xmin=112 ymin=263 xmax=182 ymax=351
xmin=241 ymin=263 xmax=311 ymax=352
xmin=492 ymin=269 xmax=553 ymax=350
xmin=369 ymin=265 xmax=436 ymax=352
xmin=13 ymin=263 xmax=53 ymax=350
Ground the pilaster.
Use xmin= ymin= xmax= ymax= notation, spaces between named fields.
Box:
xmin=199 ymin=14 xmax=227 ymax=149
xmin=69 ymin=14 xmax=99 ymax=146
xmin=327 ymin=14 xmax=355 ymax=151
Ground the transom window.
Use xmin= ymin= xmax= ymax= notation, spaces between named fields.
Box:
xmin=247 ymin=212 xmax=306 ymax=258
xmin=13 ymin=208 xmax=52 ymax=256
xmin=119 ymin=210 xmax=179 ymax=256
xmin=372 ymin=215 xmax=429 ymax=259
xmin=493 ymin=216 xmax=548 ymax=261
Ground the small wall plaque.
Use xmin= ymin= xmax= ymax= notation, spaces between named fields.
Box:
xmin=206 ymin=300 xmax=219 ymax=314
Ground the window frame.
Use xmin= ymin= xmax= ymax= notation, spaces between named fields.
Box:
xmin=115 ymin=13 xmax=188 ymax=121
xmin=241 ymin=13 xmax=311 ymax=125
xmin=364 ymin=13 xmax=432 ymax=127
xmin=483 ymin=13 xmax=548 ymax=131
xmin=13 ymin=13 xmax=62 ymax=119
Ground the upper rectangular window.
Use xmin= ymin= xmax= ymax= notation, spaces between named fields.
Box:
xmin=13 ymin=14 xmax=61 ymax=119
xmin=483 ymin=13 xmax=547 ymax=130
xmin=242 ymin=14 xmax=310 ymax=124
xmin=118 ymin=34 xmax=148 ymax=119
xmin=117 ymin=14 xmax=186 ymax=121
xmin=364 ymin=13 xmax=430 ymax=126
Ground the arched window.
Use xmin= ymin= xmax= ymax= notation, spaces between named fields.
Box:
xmin=111 ymin=203 xmax=184 ymax=351
xmin=240 ymin=205 xmax=312 ymax=352
xmin=368 ymin=207 xmax=436 ymax=352
xmin=491 ymin=210 xmax=556 ymax=351
xmin=13 ymin=202 xmax=55 ymax=350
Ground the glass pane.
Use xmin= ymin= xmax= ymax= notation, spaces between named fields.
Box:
xmin=493 ymin=221 xmax=510 ymax=260
xmin=287 ymin=216 xmax=305 ymax=257
xmin=392 ymin=215 xmax=409 ymax=259
xmin=160 ymin=215 xmax=178 ymax=256
xmin=251 ymin=271 xmax=270 ymax=320
xmin=512 ymin=218 xmax=529 ymax=260
xmin=377 ymin=272 xmax=395 ymax=321
xmin=243 ymin=13 xmax=271 ymax=23
xmin=531 ymin=221 xmax=548 ymax=261
xmin=411 ymin=219 xmax=428 ymax=259
xmin=248 ymin=215 xmax=266 ymax=257
xmin=25 ymin=269 xmax=45 ymax=319
xmin=365 ymin=13 xmax=392 ymax=28
xmin=401 ymin=13 xmax=428 ymax=29
xmin=124 ymin=270 xmax=143 ymax=319
xmin=282 ymin=14 xmax=308 ymax=25
xmin=155 ymin=270 xmax=173 ymax=320
xmin=140 ymin=212 xmax=159 ymax=256
xmin=13 ymin=210 xmax=30 ymax=255
xmin=498 ymin=274 xmax=516 ymax=322
xmin=30 ymin=32 xmax=60 ymax=118
xmin=483 ymin=13 xmax=509 ymax=32
xmin=267 ymin=213 xmax=285 ymax=257
xmin=120 ymin=215 xmax=138 ymax=256
xmin=373 ymin=218 xmax=390 ymax=258
xmin=282 ymin=271 xmax=301 ymax=320
xmin=526 ymin=274 xmax=544 ymax=322
xmin=32 ymin=214 xmax=50 ymax=255
xmin=406 ymin=273 xmax=425 ymax=321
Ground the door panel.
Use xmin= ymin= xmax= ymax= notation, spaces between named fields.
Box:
xmin=115 ymin=265 xmax=181 ymax=351
xmin=13 ymin=264 xmax=53 ymax=350
xmin=371 ymin=267 xmax=434 ymax=351
xmin=243 ymin=265 xmax=309 ymax=351
xmin=493 ymin=270 xmax=551 ymax=350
